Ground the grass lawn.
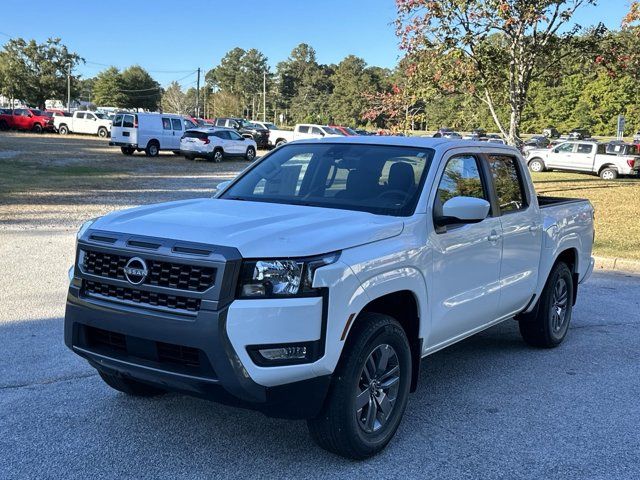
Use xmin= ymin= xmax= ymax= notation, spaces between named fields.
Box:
xmin=531 ymin=171 xmax=640 ymax=260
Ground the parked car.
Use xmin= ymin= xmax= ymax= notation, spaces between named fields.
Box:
xmin=568 ymin=129 xmax=591 ymax=140
xmin=522 ymin=136 xmax=550 ymax=154
xmin=0 ymin=108 xmax=55 ymax=133
xmin=543 ymin=127 xmax=561 ymax=138
xmin=251 ymin=121 xmax=294 ymax=148
xmin=432 ymin=127 xmax=454 ymax=137
xmin=66 ymin=136 xmax=594 ymax=459
xmin=471 ymin=128 xmax=487 ymax=137
xmin=213 ymin=118 xmax=269 ymax=149
xmin=54 ymin=111 xmax=112 ymax=138
xmin=109 ymin=112 xmax=197 ymax=156
xmin=526 ymin=140 xmax=640 ymax=179
xmin=330 ymin=125 xmax=358 ymax=136
xmin=260 ymin=124 xmax=344 ymax=145
xmin=180 ymin=127 xmax=257 ymax=162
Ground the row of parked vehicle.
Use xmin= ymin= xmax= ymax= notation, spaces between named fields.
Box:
xmin=0 ymin=107 xmax=113 ymax=137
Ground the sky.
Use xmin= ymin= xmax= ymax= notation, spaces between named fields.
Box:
xmin=0 ymin=0 xmax=634 ymax=88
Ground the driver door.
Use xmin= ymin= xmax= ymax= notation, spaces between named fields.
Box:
xmin=547 ymin=142 xmax=576 ymax=169
xmin=426 ymin=153 xmax=503 ymax=349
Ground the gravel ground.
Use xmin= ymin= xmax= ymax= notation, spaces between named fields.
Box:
xmin=1 ymin=132 xmax=639 ymax=479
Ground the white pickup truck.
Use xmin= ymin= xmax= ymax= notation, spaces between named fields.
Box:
xmin=65 ymin=137 xmax=594 ymax=459
xmin=526 ymin=140 xmax=640 ymax=179
xmin=55 ymin=111 xmax=112 ymax=138
xmin=257 ymin=123 xmax=343 ymax=147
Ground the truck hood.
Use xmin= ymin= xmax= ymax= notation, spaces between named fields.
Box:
xmin=90 ymin=198 xmax=404 ymax=258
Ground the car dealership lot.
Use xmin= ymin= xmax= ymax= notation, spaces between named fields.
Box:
xmin=1 ymin=132 xmax=639 ymax=478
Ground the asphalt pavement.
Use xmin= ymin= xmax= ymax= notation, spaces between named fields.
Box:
xmin=1 ymin=230 xmax=639 ymax=479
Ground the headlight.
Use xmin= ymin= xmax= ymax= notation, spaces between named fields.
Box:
xmin=237 ymin=252 xmax=340 ymax=298
xmin=76 ymin=217 xmax=98 ymax=241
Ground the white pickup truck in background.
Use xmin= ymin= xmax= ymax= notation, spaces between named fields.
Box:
xmin=54 ymin=111 xmax=112 ymax=138
xmin=526 ymin=140 xmax=640 ymax=179
xmin=66 ymin=137 xmax=594 ymax=459
xmin=258 ymin=123 xmax=343 ymax=147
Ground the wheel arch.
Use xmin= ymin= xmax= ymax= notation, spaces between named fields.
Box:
xmin=597 ymin=163 xmax=617 ymax=174
xmin=146 ymin=138 xmax=160 ymax=148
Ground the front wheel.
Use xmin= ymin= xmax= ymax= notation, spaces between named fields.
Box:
xmin=245 ymin=146 xmax=256 ymax=161
xmin=307 ymin=312 xmax=411 ymax=459
xmin=32 ymin=123 xmax=43 ymax=134
xmin=519 ymin=262 xmax=574 ymax=348
xmin=528 ymin=158 xmax=545 ymax=173
xmin=212 ymin=149 xmax=224 ymax=163
xmin=599 ymin=167 xmax=618 ymax=180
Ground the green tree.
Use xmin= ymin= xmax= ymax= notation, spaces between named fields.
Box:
xmin=120 ymin=65 xmax=160 ymax=110
xmin=0 ymin=37 xmax=82 ymax=108
xmin=92 ymin=67 xmax=127 ymax=107
xmin=329 ymin=55 xmax=378 ymax=125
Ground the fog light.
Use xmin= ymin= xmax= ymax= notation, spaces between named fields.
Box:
xmin=259 ymin=346 xmax=307 ymax=361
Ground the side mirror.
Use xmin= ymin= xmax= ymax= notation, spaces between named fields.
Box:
xmin=435 ymin=196 xmax=490 ymax=227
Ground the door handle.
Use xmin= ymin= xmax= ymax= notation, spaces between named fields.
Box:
xmin=488 ymin=231 xmax=501 ymax=242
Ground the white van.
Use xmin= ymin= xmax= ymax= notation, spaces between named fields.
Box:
xmin=110 ymin=112 xmax=198 ymax=156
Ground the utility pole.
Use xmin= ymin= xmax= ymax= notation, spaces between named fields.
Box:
xmin=263 ymin=71 xmax=266 ymax=122
xmin=67 ymin=63 xmax=71 ymax=112
xmin=195 ymin=67 xmax=201 ymax=117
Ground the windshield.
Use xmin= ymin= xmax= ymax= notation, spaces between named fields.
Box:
xmin=220 ymin=143 xmax=434 ymax=216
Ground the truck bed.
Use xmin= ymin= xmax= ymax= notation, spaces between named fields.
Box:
xmin=537 ymin=195 xmax=588 ymax=208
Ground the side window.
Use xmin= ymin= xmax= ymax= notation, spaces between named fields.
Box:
xmin=76 ymin=112 xmax=86 ymax=119
xmin=162 ymin=118 xmax=172 ymax=130
xmin=122 ymin=115 xmax=134 ymax=128
xmin=311 ymin=127 xmax=323 ymax=135
xmin=85 ymin=113 xmax=95 ymax=120
xmin=487 ymin=155 xmax=528 ymax=214
xmin=171 ymin=118 xmax=182 ymax=131
xmin=298 ymin=126 xmax=309 ymax=134
xmin=556 ymin=143 xmax=574 ymax=153
xmin=437 ymin=155 xmax=487 ymax=205
xmin=228 ymin=131 xmax=243 ymax=140
xmin=576 ymin=144 xmax=594 ymax=154
xmin=215 ymin=119 xmax=226 ymax=127
xmin=217 ymin=131 xmax=231 ymax=140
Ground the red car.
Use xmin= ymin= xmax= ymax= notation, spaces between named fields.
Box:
xmin=0 ymin=108 xmax=55 ymax=133
xmin=329 ymin=125 xmax=358 ymax=136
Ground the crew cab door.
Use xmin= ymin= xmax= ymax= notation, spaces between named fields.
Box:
xmin=572 ymin=143 xmax=596 ymax=171
xmin=486 ymin=153 xmax=542 ymax=316
xmin=427 ymin=153 xmax=503 ymax=348
xmin=83 ymin=112 xmax=98 ymax=133
xmin=546 ymin=142 xmax=575 ymax=169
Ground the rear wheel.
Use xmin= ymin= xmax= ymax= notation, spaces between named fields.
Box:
xmin=121 ymin=146 xmax=135 ymax=156
xmin=32 ymin=123 xmax=43 ymax=134
xmin=97 ymin=127 xmax=108 ymax=138
xmin=245 ymin=146 xmax=256 ymax=161
xmin=58 ymin=124 xmax=69 ymax=135
xmin=212 ymin=149 xmax=224 ymax=163
xmin=308 ymin=312 xmax=411 ymax=459
xmin=519 ymin=262 xmax=574 ymax=348
xmin=528 ymin=158 xmax=545 ymax=173
xmin=145 ymin=141 xmax=160 ymax=157
xmin=98 ymin=371 xmax=165 ymax=397
xmin=599 ymin=167 xmax=618 ymax=180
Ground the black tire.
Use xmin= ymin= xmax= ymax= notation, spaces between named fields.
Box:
xmin=275 ymin=139 xmax=287 ymax=148
xmin=245 ymin=146 xmax=256 ymax=161
xmin=172 ymin=150 xmax=181 ymax=155
xmin=212 ymin=148 xmax=224 ymax=163
xmin=0 ymin=120 xmax=8 ymax=131
xmin=308 ymin=312 xmax=412 ymax=460
xmin=519 ymin=262 xmax=574 ymax=348
xmin=121 ymin=146 xmax=135 ymax=156
xmin=145 ymin=141 xmax=160 ymax=157
xmin=32 ymin=123 xmax=43 ymax=134
xmin=599 ymin=167 xmax=618 ymax=180
xmin=528 ymin=158 xmax=545 ymax=173
xmin=98 ymin=371 xmax=165 ymax=397
xmin=58 ymin=124 xmax=69 ymax=135
xmin=98 ymin=127 xmax=108 ymax=138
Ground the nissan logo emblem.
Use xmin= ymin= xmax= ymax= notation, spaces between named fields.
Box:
xmin=123 ymin=257 xmax=148 ymax=285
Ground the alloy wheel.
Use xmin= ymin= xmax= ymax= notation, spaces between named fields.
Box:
xmin=550 ymin=277 xmax=569 ymax=333
xmin=355 ymin=344 xmax=400 ymax=434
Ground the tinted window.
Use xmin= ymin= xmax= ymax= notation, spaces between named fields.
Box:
xmin=215 ymin=119 xmax=226 ymax=126
xmin=183 ymin=131 xmax=207 ymax=140
xmin=162 ymin=118 xmax=171 ymax=130
xmin=311 ymin=127 xmax=323 ymax=135
xmin=556 ymin=143 xmax=574 ymax=153
xmin=221 ymin=144 xmax=434 ymax=216
xmin=298 ymin=126 xmax=309 ymax=134
xmin=488 ymin=155 xmax=527 ymax=213
xmin=113 ymin=114 xmax=123 ymax=127
xmin=576 ymin=144 xmax=594 ymax=154
xmin=15 ymin=109 xmax=27 ymax=116
xmin=437 ymin=155 xmax=486 ymax=204
xmin=229 ymin=131 xmax=243 ymax=140
xmin=76 ymin=112 xmax=86 ymax=119
xmin=215 ymin=131 xmax=231 ymax=140
xmin=172 ymin=118 xmax=182 ymax=131
xmin=122 ymin=115 xmax=134 ymax=128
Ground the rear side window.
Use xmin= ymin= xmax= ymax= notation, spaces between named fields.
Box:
xmin=122 ymin=115 xmax=134 ymax=128
xmin=437 ymin=155 xmax=487 ymax=205
xmin=577 ymin=144 xmax=594 ymax=154
xmin=172 ymin=118 xmax=182 ymax=131
xmin=487 ymin=155 xmax=528 ymax=213
xmin=113 ymin=114 xmax=123 ymax=127
xmin=162 ymin=118 xmax=171 ymax=130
